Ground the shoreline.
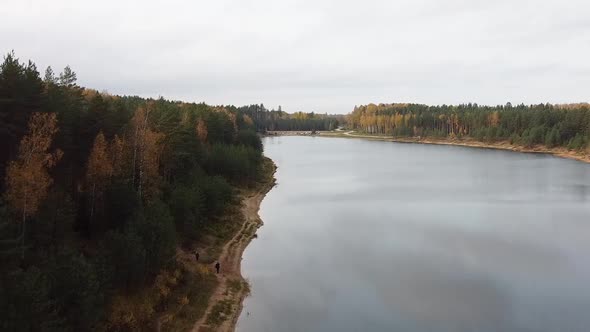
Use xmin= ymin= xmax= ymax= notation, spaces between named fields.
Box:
xmin=191 ymin=158 xmax=277 ymax=332
xmin=320 ymin=131 xmax=590 ymax=164
xmin=265 ymin=130 xmax=330 ymax=136
xmin=189 ymin=131 xmax=587 ymax=331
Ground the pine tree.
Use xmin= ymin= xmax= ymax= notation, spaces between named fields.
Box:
xmin=44 ymin=66 xmax=57 ymax=84
xmin=59 ymin=65 xmax=77 ymax=87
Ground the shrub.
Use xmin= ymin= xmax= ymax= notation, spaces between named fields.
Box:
xmin=205 ymin=144 xmax=262 ymax=183
xmin=99 ymin=229 xmax=146 ymax=290
xmin=135 ymin=201 xmax=177 ymax=275
xmin=235 ymin=130 xmax=262 ymax=151
xmin=49 ymin=250 xmax=104 ymax=330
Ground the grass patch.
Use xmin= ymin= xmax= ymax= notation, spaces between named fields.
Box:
xmin=206 ymin=299 xmax=234 ymax=326
xmin=242 ymin=279 xmax=251 ymax=295
xmin=160 ymin=267 xmax=218 ymax=332
xmin=227 ymin=278 xmax=243 ymax=294
xmin=256 ymin=157 xmax=277 ymax=190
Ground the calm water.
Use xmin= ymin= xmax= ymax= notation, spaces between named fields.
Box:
xmin=236 ymin=136 xmax=590 ymax=332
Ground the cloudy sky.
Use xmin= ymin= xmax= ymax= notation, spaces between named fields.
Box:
xmin=2 ymin=0 xmax=589 ymax=113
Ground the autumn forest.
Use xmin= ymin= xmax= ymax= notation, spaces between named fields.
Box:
xmin=348 ymin=103 xmax=590 ymax=150
xmin=0 ymin=52 xmax=281 ymax=331
xmin=3 ymin=50 xmax=590 ymax=332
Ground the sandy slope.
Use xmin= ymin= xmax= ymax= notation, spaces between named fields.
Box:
xmin=191 ymin=165 xmax=276 ymax=332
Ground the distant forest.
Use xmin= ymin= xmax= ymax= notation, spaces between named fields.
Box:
xmin=237 ymin=104 xmax=343 ymax=132
xmin=348 ymin=103 xmax=590 ymax=150
xmin=0 ymin=52 xmax=270 ymax=331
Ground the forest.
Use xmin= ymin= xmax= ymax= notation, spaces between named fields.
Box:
xmin=0 ymin=52 xmax=269 ymax=331
xmin=348 ymin=103 xmax=590 ymax=150
xmin=237 ymin=104 xmax=342 ymax=132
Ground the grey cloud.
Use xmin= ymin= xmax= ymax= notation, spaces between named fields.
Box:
xmin=1 ymin=0 xmax=589 ymax=113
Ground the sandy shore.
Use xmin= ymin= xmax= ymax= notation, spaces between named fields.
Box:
xmin=265 ymin=130 xmax=328 ymax=136
xmin=320 ymin=131 xmax=590 ymax=164
xmin=191 ymin=159 xmax=276 ymax=332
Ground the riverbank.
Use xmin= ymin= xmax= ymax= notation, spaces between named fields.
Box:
xmin=265 ymin=130 xmax=328 ymax=136
xmin=320 ymin=131 xmax=590 ymax=164
xmin=190 ymin=157 xmax=276 ymax=332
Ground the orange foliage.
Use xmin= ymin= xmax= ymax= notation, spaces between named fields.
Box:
xmin=131 ymin=105 xmax=165 ymax=201
xmin=216 ymin=107 xmax=238 ymax=133
xmin=243 ymin=114 xmax=254 ymax=126
xmin=196 ymin=119 xmax=208 ymax=143
xmin=5 ymin=113 xmax=62 ymax=220
xmin=488 ymin=111 xmax=500 ymax=127
xmin=110 ymin=134 xmax=125 ymax=177
xmin=87 ymin=131 xmax=113 ymax=186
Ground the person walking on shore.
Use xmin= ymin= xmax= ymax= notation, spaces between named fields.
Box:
xmin=215 ymin=261 xmax=220 ymax=274
xmin=194 ymin=250 xmax=199 ymax=262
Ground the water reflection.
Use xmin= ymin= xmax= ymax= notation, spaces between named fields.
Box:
xmin=237 ymin=136 xmax=590 ymax=332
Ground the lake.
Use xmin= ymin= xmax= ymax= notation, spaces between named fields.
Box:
xmin=236 ymin=136 xmax=590 ymax=332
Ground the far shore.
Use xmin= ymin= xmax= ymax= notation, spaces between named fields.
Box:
xmin=265 ymin=130 xmax=330 ymax=136
xmin=312 ymin=131 xmax=590 ymax=164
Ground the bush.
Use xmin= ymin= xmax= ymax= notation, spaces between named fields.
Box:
xmin=544 ymin=127 xmax=560 ymax=148
xmin=104 ymin=182 xmax=139 ymax=231
xmin=99 ymin=228 xmax=146 ymax=290
xmin=49 ymin=250 xmax=104 ymax=331
xmin=521 ymin=129 xmax=533 ymax=147
xmin=235 ymin=130 xmax=262 ymax=151
xmin=197 ymin=175 xmax=233 ymax=218
xmin=168 ymin=171 xmax=234 ymax=240
xmin=135 ymin=201 xmax=177 ymax=275
xmin=205 ymin=144 xmax=262 ymax=183
xmin=568 ymin=133 xmax=585 ymax=151
xmin=0 ymin=267 xmax=63 ymax=332
xmin=474 ymin=128 xmax=486 ymax=141
xmin=529 ymin=125 xmax=546 ymax=145
xmin=169 ymin=185 xmax=205 ymax=238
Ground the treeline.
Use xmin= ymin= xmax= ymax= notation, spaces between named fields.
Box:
xmin=237 ymin=104 xmax=342 ymax=132
xmin=348 ymin=103 xmax=590 ymax=150
xmin=0 ymin=52 xmax=265 ymax=331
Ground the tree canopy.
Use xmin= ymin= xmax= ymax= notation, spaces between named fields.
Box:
xmin=348 ymin=102 xmax=590 ymax=150
xmin=0 ymin=52 xmax=266 ymax=331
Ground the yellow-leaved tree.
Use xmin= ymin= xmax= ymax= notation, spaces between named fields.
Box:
xmin=86 ymin=131 xmax=113 ymax=228
xmin=196 ymin=118 xmax=208 ymax=143
xmin=110 ymin=134 xmax=125 ymax=178
xmin=131 ymin=105 xmax=164 ymax=202
xmin=5 ymin=112 xmax=62 ymax=259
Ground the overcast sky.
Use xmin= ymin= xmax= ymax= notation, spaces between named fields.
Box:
xmin=2 ymin=0 xmax=589 ymax=113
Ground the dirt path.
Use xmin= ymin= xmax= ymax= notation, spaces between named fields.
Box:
xmin=191 ymin=168 xmax=276 ymax=332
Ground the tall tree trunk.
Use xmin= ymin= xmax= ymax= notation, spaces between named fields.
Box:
xmin=52 ymin=200 xmax=58 ymax=256
xmin=132 ymin=126 xmax=139 ymax=187
xmin=90 ymin=182 xmax=96 ymax=234
xmin=21 ymin=193 xmax=27 ymax=260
